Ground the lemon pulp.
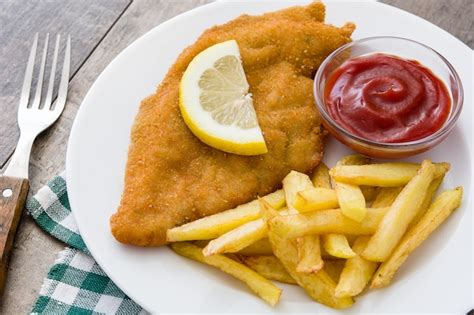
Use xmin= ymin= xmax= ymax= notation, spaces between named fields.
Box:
xmin=179 ymin=40 xmax=267 ymax=155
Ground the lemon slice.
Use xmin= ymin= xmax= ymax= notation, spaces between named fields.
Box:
xmin=179 ymin=40 xmax=267 ymax=155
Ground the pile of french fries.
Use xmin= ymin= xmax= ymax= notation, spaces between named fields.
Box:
xmin=167 ymin=155 xmax=463 ymax=308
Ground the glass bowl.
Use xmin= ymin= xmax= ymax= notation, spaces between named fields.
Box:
xmin=314 ymin=36 xmax=463 ymax=159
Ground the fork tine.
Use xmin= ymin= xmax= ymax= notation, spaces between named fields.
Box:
xmin=31 ymin=33 xmax=49 ymax=109
xmin=52 ymin=35 xmax=70 ymax=112
xmin=43 ymin=35 xmax=60 ymax=110
xmin=19 ymin=33 xmax=38 ymax=108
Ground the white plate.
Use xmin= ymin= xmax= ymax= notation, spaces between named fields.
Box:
xmin=67 ymin=1 xmax=473 ymax=313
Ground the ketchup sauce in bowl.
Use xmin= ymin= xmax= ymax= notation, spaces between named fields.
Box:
xmin=314 ymin=37 xmax=463 ymax=158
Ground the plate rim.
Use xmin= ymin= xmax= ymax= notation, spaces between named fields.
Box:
xmin=66 ymin=0 xmax=473 ymax=312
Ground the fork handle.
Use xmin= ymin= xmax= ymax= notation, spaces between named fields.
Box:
xmin=0 ymin=176 xmax=29 ymax=296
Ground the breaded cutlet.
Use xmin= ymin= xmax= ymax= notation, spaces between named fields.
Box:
xmin=110 ymin=2 xmax=355 ymax=246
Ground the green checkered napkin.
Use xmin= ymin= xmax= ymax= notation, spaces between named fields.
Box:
xmin=26 ymin=175 xmax=147 ymax=314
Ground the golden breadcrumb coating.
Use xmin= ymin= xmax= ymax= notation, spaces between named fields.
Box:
xmin=110 ymin=2 xmax=355 ymax=246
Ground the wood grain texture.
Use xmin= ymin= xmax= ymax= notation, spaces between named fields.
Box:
xmin=0 ymin=1 xmax=210 ymax=313
xmin=0 ymin=176 xmax=29 ymax=297
xmin=382 ymin=0 xmax=473 ymax=48
xmin=0 ymin=0 xmax=131 ymax=167
xmin=0 ymin=0 xmax=471 ymax=313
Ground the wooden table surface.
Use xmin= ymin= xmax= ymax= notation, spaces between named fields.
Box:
xmin=0 ymin=0 xmax=472 ymax=313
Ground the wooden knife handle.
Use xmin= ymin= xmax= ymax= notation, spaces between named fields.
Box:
xmin=0 ymin=176 xmax=29 ymax=296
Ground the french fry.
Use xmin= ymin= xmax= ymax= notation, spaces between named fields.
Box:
xmin=167 ymin=190 xmax=285 ymax=242
xmin=203 ymin=207 xmax=289 ymax=256
xmin=311 ymin=162 xmax=349 ymax=264
xmin=268 ymin=207 xmax=389 ymax=239
xmin=333 ymin=181 xmax=367 ymax=222
xmin=239 ymin=240 xmax=343 ymax=260
xmin=168 ymin=153 xmax=463 ymax=310
xmin=322 ymin=234 xmax=356 ymax=259
xmin=360 ymin=186 xmax=378 ymax=203
xmin=320 ymin=246 xmax=342 ymax=260
xmin=283 ymin=170 xmax=314 ymax=213
xmin=335 ymin=236 xmax=378 ymax=297
xmin=311 ymin=162 xmax=342 ymax=261
xmin=345 ymin=234 xmax=358 ymax=245
xmin=329 ymin=156 xmax=368 ymax=257
xmin=295 ymin=235 xmax=323 ymax=274
xmin=311 ymin=162 xmax=331 ymax=188
xmin=260 ymin=200 xmax=353 ymax=309
xmin=332 ymin=155 xmax=367 ymax=222
xmin=323 ymin=259 xmax=346 ymax=283
xmin=329 ymin=162 xmax=450 ymax=187
xmin=362 ymin=160 xmax=435 ymax=262
xmin=321 ymin=234 xmax=358 ymax=260
xmin=203 ymin=218 xmax=268 ymax=256
xmin=371 ymin=187 xmax=463 ymax=289
xmin=171 ymin=242 xmax=282 ymax=306
xmin=294 ymin=188 xmax=338 ymax=212
xmin=409 ymin=175 xmax=444 ymax=228
xmin=336 ymin=154 xmax=371 ymax=166
xmin=238 ymin=238 xmax=273 ymax=256
xmin=296 ymin=235 xmax=324 ymax=273
xmin=193 ymin=240 xmax=209 ymax=247
xmin=371 ymin=187 xmax=403 ymax=208
xmin=241 ymin=255 xmax=296 ymax=284
xmin=298 ymin=163 xmax=339 ymax=285
xmin=239 ymin=241 xmax=356 ymax=262
xmin=283 ymin=171 xmax=324 ymax=274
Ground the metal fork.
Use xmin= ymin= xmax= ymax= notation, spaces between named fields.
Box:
xmin=0 ymin=33 xmax=70 ymax=295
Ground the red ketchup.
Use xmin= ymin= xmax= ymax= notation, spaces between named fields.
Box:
xmin=324 ymin=53 xmax=451 ymax=143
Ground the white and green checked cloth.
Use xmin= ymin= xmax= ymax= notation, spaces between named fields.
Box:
xmin=26 ymin=174 xmax=147 ymax=314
